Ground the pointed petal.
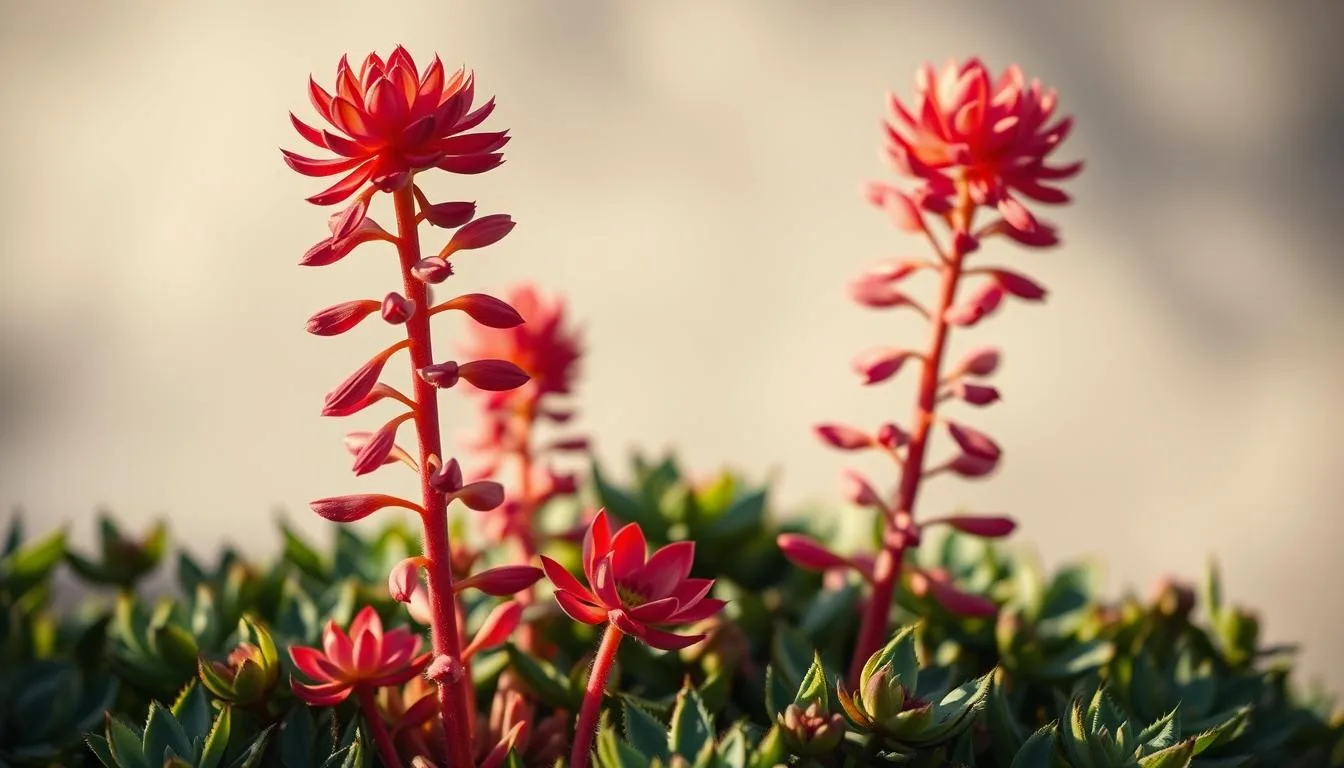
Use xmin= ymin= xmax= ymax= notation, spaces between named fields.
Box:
xmin=289 ymin=645 xmax=342 ymax=682
xmin=281 ymin=149 xmax=365 ymax=177
xmin=540 ymin=555 xmax=593 ymax=601
xmin=668 ymin=597 xmax=727 ymax=624
xmin=582 ymin=509 xmax=612 ymax=586
xmin=291 ymin=679 xmax=353 ymax=707
xmin=608 ymin=523 xmax=648 ymax=579
xmin=554 ymin=589 xmax=607 ymax=625
xmin=308 ymin=78 xmax=335 ymax=122
xmin=306 ymin=163 xmax=375 ymax=206
xmin=290 ymin=113 xmax=328 ymax=148
xmin=634 ymin=541 xmax=695 ymax=600
xmin=592 ymin=556 xmax=622 ymax=609
xmin=321 ymin=621 xmax=354 ymax=672
xmin=626 ymin=596 xmax=680 ymax=624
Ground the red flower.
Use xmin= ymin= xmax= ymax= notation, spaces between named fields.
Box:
xmin=289 ymin=606 xmax=430 ymax=706
xmin=540 ymin=509 xmax=725 ymax=651
xmin=460 ymin=284 xmax=581 ymax=406
xmin=283 ymin=46 xmax=506 ymax=206
xmin=884 ymin=58 xmax=1080 ymax=230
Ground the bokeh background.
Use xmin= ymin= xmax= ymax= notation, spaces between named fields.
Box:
xmin=2 ymin=1 xmax=1341 ymax=691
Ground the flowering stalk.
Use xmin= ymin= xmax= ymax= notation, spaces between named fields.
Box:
xmin=572 ymin=624 xmax=623 ymax=768
xmin=777 ymin=59 xmax=1081 ymax=685
xmin=358 ymin=687 xmax=404 ymax=768
xmin=461 ymin=284 xmax=584 ymax=649
xmin=285 ymin=47 xmax=543 ymax=767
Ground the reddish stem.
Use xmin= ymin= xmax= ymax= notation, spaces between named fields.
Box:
xmin=391 ymin=184 xmax=476 ymax=768
xmin=848 ymin=182 xmax=977 ymax=685
xmin=512 ymin=399 xmax=540 ymax=651
xmin=571 ymin=623 xmax=624 ymax=768
xmin=358 ymin=688 xmax=404 ymax=768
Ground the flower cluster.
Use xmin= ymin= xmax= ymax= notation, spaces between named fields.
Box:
xmin=777 ymin=57 xmax=1081 ymax=682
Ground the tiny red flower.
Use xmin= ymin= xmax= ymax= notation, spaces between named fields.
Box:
xmin=883 ymin=57 xmax=1081 ymax=230
xmin=284 ymin=46 xmax=507 ymax=206
xmin=540 ymin=509 xmax=725 ymax=651
xmin=289 ymin=605 xmax=431 ymax=706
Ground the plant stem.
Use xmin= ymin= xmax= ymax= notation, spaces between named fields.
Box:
xmin=512 ymin=400 xmax=540 ymax=651
xmin=848 ymin=182 xmax=976 ymax=685
xmin=571 ymin=623 xmax=624 ymax=768
xmin=391 ymin=184 xmax=476 ymax=768
xmin=358 ymin=688 xmax=403 ymax=768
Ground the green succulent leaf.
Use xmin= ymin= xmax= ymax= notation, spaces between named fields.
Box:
xmin=861 ymin=623 xmax=920 ymax=693
xmin=142 ymin=702 xmax=193 ymax=766
xmin=199 ymin=705 xmax=232 ymax=768
xmin=624 ymin=701 xmax=673 ymax=761
xmin=105 ymin=716 xmax=149 ymax=768
xmin=505 ymin=643 xmax=581 ymax=710
xmin=669 ymin=684 xmax=714 ymax=760
xmin=793 ymin=652 xmax=829 ymax=711
xmin=1137 ymin=739 xmax=1194 ymax=768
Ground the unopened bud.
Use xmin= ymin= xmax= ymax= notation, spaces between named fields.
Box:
xmin=412 ymin=256 xmax=454 ymax=284
xmin=430 ymin=458 xmax=464 ymax=493
xmin=440 ymin=293 xmax=524 ymax=328
xmin=876 ymin=422 xmax=909 ymax=449
xmin=947 ymin=421 xmax=1001 ymax=461
xmin=388 ymin=558 xmax=423 ymax=603
xmin=989 ymin=269 xmax=1047 ymax=301
xmin=306 ymin=299 xmax=380 ymax=336
xmin=463 ymin=601 xmax=523 ymax=659
xmin=452 ymin=480 xmax=505 ymax=512
xmin=381 ymin=292 xmax=416 ymax=324
xmin=841 ymin=469 xmax=884 ymax=509
xmin=422 ymin=200 xmax=477 ymax=229
xmin=458 ymin=359 xmax=531 ymax=392
xmin=815 ymin=423 xmax=872 ymax=451
xmin=444 ymin=214 xmax=515 ymax=255
xmin=777 ymin=534 xmax=851 ymax=572
xmin=854 ymin=347 xmax=916 ymax=385
xmin=419 ymin=361 xmax=461 ymax=388
xmin=458 ymin=565 xmax=544 ymax=597
xmin=950 ymin=346 xmax=1001 ymax=378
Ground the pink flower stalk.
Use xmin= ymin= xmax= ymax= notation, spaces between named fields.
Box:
xmin=783 ymin=58 xmax=1081 ymax=686
xmin=457 ymin=284 xmax=585 ymax=649
xmin=542 ymin=509 xmax=725 ymax=768
xmin=285 ymin=46 xmax=532 ymax=765
xmin=290 ymin=606 xmax=430 ymax=767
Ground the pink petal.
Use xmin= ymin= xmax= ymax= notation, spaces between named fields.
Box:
xmin=667 ymin=597 xmax=727 ymax=624
xmin=554 ymin=589 xmax=607 ymax=625
xmin=321 ymin=621 xmax=354 ymax=672
xmin=281 ymin=149 xmax=365 ymax=178
xmin=626 ymin=597 xmax=680 ymax=624
xmin=289 ymin=645 xmax=342 ymax=682
xmin=777 ymin=533 xmax=851 ymax=572
xmin=634 ymin=541 xmax=695 ymax=600
xmin=291 ymin=679 xmax=352 ymax=707
xmin=582 ymin=509 xmax=613 ymax=587
xmin=592 ymin=556 xmax=623 ymax=609
xmin=306 ymin=163 xmax=375 ymax=206
xmin=815 ymin=423 xmax=872 ymax=451
xmin=608 ymin=523 xmax=648 ymax=579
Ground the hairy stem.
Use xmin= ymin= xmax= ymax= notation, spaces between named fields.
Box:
xmin=571 ymin=624 xmax=624 ymax=768
xmin=391 ymin=184 xmax=476 ymax=768
xmin=848 ymin=182 xmax=977 ymax=684
xmin=358 ymin=688 xmax=403 ymax=768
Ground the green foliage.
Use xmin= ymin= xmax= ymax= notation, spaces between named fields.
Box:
xmin=0 ymin=454 xmax=1341 ymax=766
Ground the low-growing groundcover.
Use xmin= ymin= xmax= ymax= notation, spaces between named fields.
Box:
xmin=2 ymin=48 xmax=1343 ymax=768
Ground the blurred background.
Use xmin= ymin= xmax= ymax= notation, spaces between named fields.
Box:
xmin=1 ymin=1 xmax=1341 ymax=691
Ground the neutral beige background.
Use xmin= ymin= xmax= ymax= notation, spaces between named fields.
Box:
xmin=1 ymin=2 xmax=1341 ymax=693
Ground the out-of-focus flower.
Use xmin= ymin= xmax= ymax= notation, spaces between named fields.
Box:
xmin=197 ymin=617 xmax=280 ymax=706
xmin=882 ymin=57 xmax=1081 ymax=231
xmin=283 ymin=46 xmax=506 ymax=206
xmin=461 ymin=284 xmax=581 ymax=405
xmin=540 ymin=509 xmax=725 ymax=651
xmin=289 ymin=606 xmax=430 ymax=706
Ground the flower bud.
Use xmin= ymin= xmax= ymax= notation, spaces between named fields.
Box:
xmin=949 ymin=346 xmax=1001 ymax=378
xmin=445 ymin=214 xmax=515 ymax=255
xmin=463 ymin=600 xmax=523 ymax=659
xmin=777 ymin=534 xmax=851 ymax=572
xmin=351 ymin=417 xmax=407 ymax=477
xmin=911 ymin=569 xmax=998 ymax=617
xmin=949 ymin=381 xmax=1000 ymax=406
xmin=430 ymin=457 xmax=465 ymax=493
xmin=931 ymin=515 xmax=1016 ymax=538
xmin=381 ymin=292 xmax=416 ymax=325
xmin=778 ymin=702 xmax=845 ymax=756
xmin=412 ymin=256 xmax=454 ymax=284
xmin=419 ymin=361 xmax=461 ymax=388
xmin=453 ymin=480 xmax=505 ymax=512
xmin=946 ymin=452 xmax=999 ymax=479
xmin=947 ymin=422 xmax=1001 ymax=461
xmin=944 ymin=282 xmax=1005 ymax=327
xmin=328 ymin=197 xmax=369 ymax=240
xmin=388 ymin=558 xmax=422 ymax=603
xmin=997 ymin=197 xmax=1037 ymax=233
xmin=440 ymin=293 xmax=524 ymax=328
xmin=952 ymin=230 xmax=980 ymax=256
xmin=864 ymin=259 xmax=924 ymax=283
xmin=197 ymin=617 xmax=280 ymax=706
xmin=859 ymin=668 xmax=908 ymax=724
xmin=458 ymin=565 xmax=544 ymax=597
xmin=876 ymin=422 xmax=909 ymax=449
xmin=814 ymin=423 xmax=872 ymax=451
xmin=423 ymin=200 xmax=477 ymax=229
xmin=322 ymin=349 xmax=399 ymax=417
xmin=309 ymin=493 xmax=420 ymax=523
xmin=841 ymin=469 xmax=884 ymax=509
xmin=306 ymin=299 xmax=380 ymax=336
xmin=854 ymin=347 xmax=916 ymax=385
xmin=989 ymin=268 xmax=1047 ymax=301
xmin=545 ymin=437 xmax=590 ymax=452
xmin=979 ymin=217 xmax=1060 ymax=248
xmin=458 ymin=359 xmax=531 ymax=391
xmin=850 ymin=277 xmax=917 ymax=309
xmin=344 ymin=431 xmax=413 ymax=470
xmin=866 ymin=183 xmax=925 ymax=233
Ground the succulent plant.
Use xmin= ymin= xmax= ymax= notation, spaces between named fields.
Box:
xmin=86 ymin=683 xmax=273 ymax=768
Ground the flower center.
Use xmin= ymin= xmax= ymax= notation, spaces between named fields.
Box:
xmin=616 ymin=583 xmax=647 ymax=608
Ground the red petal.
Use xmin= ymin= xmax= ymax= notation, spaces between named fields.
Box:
xmin=582 ymin=509 xmax=613 ymax=587
xmin=413 ymin=57 xmax=446 ymax=115
xmin=613 ymin=611 xmax=704 ymax=651
xmin=457 ymin=97 xmax=496 ymax=133
xmin=308 ymin=78 xmax=335 ymax=122
xmin=437 ymin=153 xmax=504 ymax=175
xmin=777 ymin=533 xmax=852 ymax=572
xmin=291 ymin=679 xmax=352 ymax=707
xmin=540 ymin=556 xmax=594 ymax=601
xmin=289 ymin=645 xmax=343 ymax=682
xmin=627 ymin=597 xmax=680 ymax=623
xmin=554 ymin=589 xmax=607 ymax=625
xmin=635 ymin=541 xmax=695 ymax=600
xmin=330 ymin=97 xmax=378 ymax=143
xmin=321 ymin=129 xmax=367 ymax=158
xmin=667 ymin=597 xmax=726 ymax=624
xmin=281 ymin=149 xmax=365 ymax=178
xmin=608 ymin=523 xmax=648 ymax=579
xmin=322 ymin=621 xmax=354 ymax=671
xmin=290 ymin=113 xmax=327 ymax=148
xmin=438 ymin=131 xmax=510 ymax=156
xmin=366 ymin=77 xmax=407 ymax=130
xmin=592 ymin=556 xmax=622 ymax=609
xmin=306 ymin=163 xmax=375 ymax=206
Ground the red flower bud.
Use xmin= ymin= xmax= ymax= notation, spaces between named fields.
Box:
xmin=850 ymin=277 xmax=917 ymax=309
xmin=306 ymin=300 xmax=380 ymax=336
xmin=545 ymin=437 xmax=590 ymax=452
xmin=458 ymin=360 xmax=531 ymax=391
xmin=430 ymin=458 xmax=464 ymax=493
xmin=911 ymin=569 xmax=998 ymax=617
xmin=997 ymin=197 xmax=1037 ymax=234
xmin=343 ymin=431 xmax=413 ymax=470
xmin=453 ymin=480 xmax=505 ymax=511
xmin=947 ymin=421 xmax=1001 ymax=461
xmin=351 ymin=416 xmax=410 ymax=477
xmin=949 ymin=346 xmax=1000 ymax=378
xmin=814 ymin=424 xmax=872 ymax=451
xmin=931 ymin=515 xmax=1016 ymax=538
xmin=309 ymin=494 xmax=421 ymax=523
xmin=381 ymin=292 xmax=416 ymax=325
xmin=322 ymin=346 xmax=402 ymax=417
xmin=864 ymin=259 xmax=924 ymax=283
xmin=979 ymin=218 xmax=1060 ymax=248
xmin=445 ymin=214 xmax=515 ymax=255
xmin=949 ymin=381 xmax=1000 ymax=406
xmin=439 ymin=293 xmax=524 ymax=328
xmin=458 ymin=565 xmax=544 ymax=597
xmin=841 ymin=469 xmax=884 ymax=509
xmin=876 ymin=422 xmax=909 ymax=449
xmin=323 ymin=382 xmax=402 ymax=418
xmin=328 ymin=197 xmax=368 ymax=241
xmin=854 ymin=347 xmax=916 ymax=385
xmin=419 ymin=361 xmax=461 ymax=388
xmin=388 ymin=557 xmax=423 ymax=603
xmin=463 ymin=601 xmax=523 ymax=659
xmin=777 ymin=534 xmax=852 ymax=572
xmin=423 ymin=200 xmax=477 ymax=229
xmin=988 ymin=269 xmax=1047 ymax=301
xmin=952 ymin=230 xmax=980 ymax=256
xmin=412 ymin=257 xmax=454 ymax=284
xmin=946 ymin=452 xmax=999 ymax=478
xmin=866 ymin=183 xmax=925 ymax=233
xmin=944 ymin=282 xmax=1005 ymax=327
